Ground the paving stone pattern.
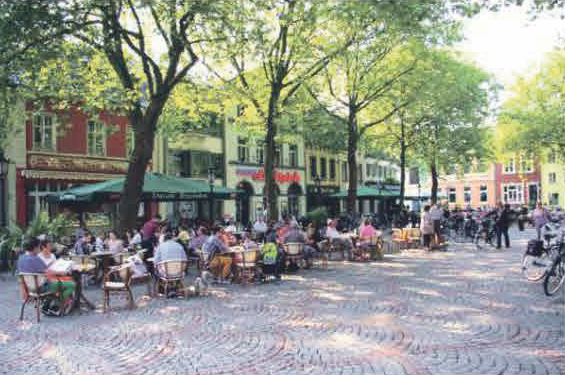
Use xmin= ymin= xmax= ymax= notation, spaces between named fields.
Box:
xmin=1 ymin=228 xmax=564 ymax=375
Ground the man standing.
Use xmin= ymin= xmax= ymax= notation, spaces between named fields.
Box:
xmin=253 ymin=216 xmax=268 ymax=242
xmin=141 ymin=214 xmax=162 ymax=240
xmin=496 ymin=203 xmax=512 ymax=249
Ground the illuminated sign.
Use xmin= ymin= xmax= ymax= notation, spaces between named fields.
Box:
xmin=235 ymin=168 xmax=300 ymax=183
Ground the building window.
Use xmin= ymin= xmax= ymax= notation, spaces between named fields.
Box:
xmin=521 ymin=155 xmax=533 ymax=173
xmin=448 ymin=188 xmax=456 ymax=203
xmin=548 ymin=152 xmax=556 ymax=164
xmin=342 ymin=161 xmax=348 ymax=182
xmin=464 ymin=187 xmax=471 ymax=204
xmin=275 ymin=145 xmax=282 ymax=167
xmin=503 ymin=158 xmax=515 ymax=173
xmin=320 ymin=157 xmax=327 ymax=179
xmin=409 ymin=167 xmax=419 ymax=185
xmin=549 ymin=172 xmax=557 ymax=184
xmin=503 ymin=184 xmax=523 ymax=204
xmin=366 ymin=164 xmax=371 ymax=178
xmin=256 ymin=141 xmax=264 ymax=165
xmin=237 ymin=137 xmax=248 ymax=163
xmin=87 ymin=120 xmax=105 ymax=156
xmin=550 ymin=193 xmax=559 ymax=205
xmin=329 ymin=159 xmax=336 ymax=180
xmin=289 ymin=144 xmax=298 ymax=167
xmin=33 ymin=115 xmax=54 ymax=150
xmin=310 ymin=156 xmax=317 ymax=179
xmin=480 ymin=185 xmax=488 ymax=202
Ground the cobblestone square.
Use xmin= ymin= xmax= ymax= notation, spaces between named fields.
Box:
xmin=1 ymin=229 xmax=564 ymax=375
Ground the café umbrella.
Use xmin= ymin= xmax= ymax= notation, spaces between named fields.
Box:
xmin=48 ymin=172 xmax=239 ymax=204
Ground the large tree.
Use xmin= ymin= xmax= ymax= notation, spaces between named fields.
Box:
xmin=199 ymin=0 xmax=351 ymax=221
xmin=0 ymin=0 xmax=232 ymax=231
xmin=304 ymin=2 xmax=467 ymax=213
xmin=498 ymin=49 xmax=565 ymax=160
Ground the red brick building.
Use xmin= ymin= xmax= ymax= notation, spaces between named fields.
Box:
xmin=495 ymin=155 xmax=541 ymax=208
xmin=5 ymin=102 xmax=134 ymax=226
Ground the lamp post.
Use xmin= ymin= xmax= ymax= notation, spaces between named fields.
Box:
xmin=314 ymin=174 xmax=322 ymax=209
xmin=0 ymin=151 xmax=9 ymax=227
xmin=208 ymin=167 xmax=215 ymax=223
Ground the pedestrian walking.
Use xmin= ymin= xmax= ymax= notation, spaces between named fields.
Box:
xmin=532 ymin=202 xmax=549 ymax=240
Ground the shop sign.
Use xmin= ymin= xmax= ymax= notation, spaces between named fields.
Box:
xmin=236 ymin=167 xmax=300 ymax=183
xmin=28 ymin=153 xmax=128 ymax=174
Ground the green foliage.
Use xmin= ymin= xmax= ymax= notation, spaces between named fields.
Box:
xmin=497 ymin=49 xmax=565 ymax=160
xmin=305 ymin=207 xmax=328 ymax=228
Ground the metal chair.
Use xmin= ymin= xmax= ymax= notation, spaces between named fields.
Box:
xmin=238 ymin=249 xmax=260 ymax=285
xmin=283 ymin=243 xmax=304 ymax=269
xmin=154 ymin=260 xmax=189 ymax=299
xmin=406 ymin=228 xmax=422 ymax=248
xmin=19 ymin=273 xmax=54 ymax=323
xmin=103 ymin=265 xmax=135 ymax=311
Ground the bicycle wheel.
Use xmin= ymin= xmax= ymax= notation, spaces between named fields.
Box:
xmin=474 ymin=232 xmax=487 ymax=250
xmin=522 ymin=251 xmax=550 ymax=282
xmin=544 ymin=255 xmax=565 ymax=296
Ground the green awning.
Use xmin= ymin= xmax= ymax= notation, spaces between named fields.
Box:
xmin=48 ymin=173 xmax=239 ymax=204
xmin=329 ymin=186 xmax=400 ymax=199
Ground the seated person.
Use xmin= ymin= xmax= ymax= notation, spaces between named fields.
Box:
xmin=242 ymin=232 xmax=258 ymax=249
xmin=38 ymin=235 xmax=56 ymax=267
xmin=105 ymin=230 xmax=124 ymax=254
xmin=73 ymin=232 xmax=93 ymax=255
xmin=201 ymin=226 xmax=232 ymax=284
xmin=219 ymin=227 xmax=237 ymax=246
xmin=18 ymin=237 xmax=75 ymax=313
xmin=153 ymin=232 xmax=188 ymax=273
xmin=281 ymin=222 xmax=317 ymax=268
xmin=189 ymin=226 xmax=209 ymax=251
xmin=253 ymin=217 xmax=267 ymax=242
xmin=260 ymin=239 xmax=282 ymax=281
xmin=357 ymin=219 xmax=378 ymax=258
xmin=326 ymin=219 xmax=354 ymax=260
xmin=177 ymin=225 xmax=191 ymax=246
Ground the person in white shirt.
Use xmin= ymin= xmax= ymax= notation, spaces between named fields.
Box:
xmin=105 ymin=230 xmax=124 ymax=253
xmin=325 ymin=219 xmax=353 ymax=260
xmin=253 ymin=217 xmax=268 ymax=241
xmin=38 ymin=236 xmax=57 ymax=267
xmin=420 ymin=205 xmax=434 ymax=251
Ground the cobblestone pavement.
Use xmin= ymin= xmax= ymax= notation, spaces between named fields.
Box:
xmin=1 ymin=228 xmax=564 ymax=375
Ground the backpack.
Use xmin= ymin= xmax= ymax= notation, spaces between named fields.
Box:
xmin=261 ymin=243 xmax=278 ymax=265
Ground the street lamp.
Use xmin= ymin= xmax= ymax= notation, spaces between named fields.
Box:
xmin=314 ymin=174 xmax=322 ymax=209
xmin=0 ymin=151 xmax=9 ymax=227
xmin=208 ymin=167 xmax=215 ymax=223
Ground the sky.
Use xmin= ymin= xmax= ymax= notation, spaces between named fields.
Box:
xmin=457 ymin=4 xmax=563 ymax=91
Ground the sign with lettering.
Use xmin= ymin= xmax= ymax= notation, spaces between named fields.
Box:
xmin=28 ymin=153 xmax=129 ymax=175
xmin=235 ymin=167 xmax=300 ymax=183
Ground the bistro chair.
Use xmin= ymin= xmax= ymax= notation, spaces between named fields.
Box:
xmin=369 ymin=234 xmax=384 ymax=260
xmin=103 ymin=265 xmax=134 ymax=312
xmin=238 ymin=249 xmax=261 ymax=285
xmin=392 ymin=228 xmax=408 ymax=250
xmin=154 ymin=260 xmax=189 ymax=299
xmin=406 ymin=228 xmax=422 ymax=249
xmin=283 ymin=243 xmax=304 ymax=269
xmin=19 ymin=273 xmax=54 ymax=323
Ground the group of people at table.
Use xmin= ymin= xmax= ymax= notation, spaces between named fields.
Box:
xmin=16 ymin=213 xmax=383 ymax=313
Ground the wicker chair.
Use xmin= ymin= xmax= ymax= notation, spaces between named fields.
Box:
xmin=154 ymin=260 xmax=189 ymax=299
xmin=238 ymin=249 xmax=261 ymax=285
xmin=370 ymin=234 xmax=384 ymax=260
xmin=392 ymin=228 xmax=408 ymax=250
xmin=19 ymin=273 xmax=55 ymax=323
xmin=406 ymin=228 xmax=422 ymax=248
xmin=103 ymin=265 xmax=134 ymax=311
xmin=283 ymin=243 xmax=304 ymax=268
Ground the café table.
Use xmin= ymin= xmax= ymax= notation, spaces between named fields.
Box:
xmin=69 ymin=262 xmax=97 ymax=313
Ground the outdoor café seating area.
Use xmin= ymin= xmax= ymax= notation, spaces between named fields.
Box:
xmin=16 ymin=216 xmax=394 ymax=323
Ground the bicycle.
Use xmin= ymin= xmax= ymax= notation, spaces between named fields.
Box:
xmin=543 ymin=232 xmax=565 ymax=296
xmin=474 ymin=218 xmax=496 ymax=250
xmin=522 ymin=226 xmax=563 ymax=282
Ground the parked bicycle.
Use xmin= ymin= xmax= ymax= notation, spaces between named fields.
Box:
xmin=543 ymin=228 xmax=565 ymax=296
xmin=522 ymin=222 xmax=563 ymax=282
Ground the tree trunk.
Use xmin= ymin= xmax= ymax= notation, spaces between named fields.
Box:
xmin=117 ymin=99 xmax=165 ymax=233
xmin=430 ymin=161 xmax=438 ymax=205
xmin=265 ymin=84 xmax=281 ymax=222
xmin=346 ymin=109 xmax=358 ymax=213
xmin=399 ymin=140 xmax=406 ymax=207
